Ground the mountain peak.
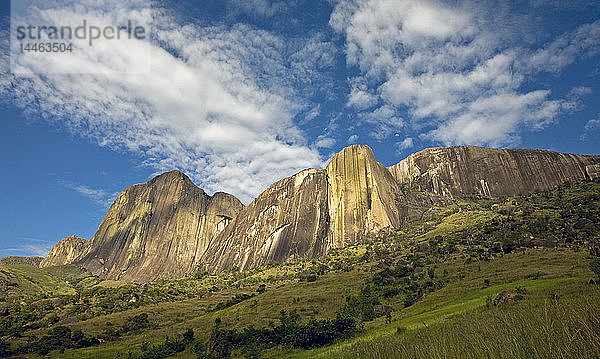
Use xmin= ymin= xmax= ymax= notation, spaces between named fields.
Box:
xmin=39 ymin=235 xmax=89 ymax=268
xmin=75 ymin=170 xmax=243 ymax=282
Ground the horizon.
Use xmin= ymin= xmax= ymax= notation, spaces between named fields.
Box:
xmin=1 ymin=0 xmax=599 ymax=257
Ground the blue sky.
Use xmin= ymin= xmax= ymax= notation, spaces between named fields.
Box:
xmin=0 ymin=0 xmax=599 ymax=257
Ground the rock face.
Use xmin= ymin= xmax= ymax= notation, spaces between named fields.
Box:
xmin=587 ymin=164 xmax=600 ymax=181
xmin=388 ymin=146 xmax=600 ymax=198
xmin=201 ymin=145 xmax=435 ymax=272
xmin=201 ymin=169 xmax=330 ymax=272
xmin=43 ymin=145 xmax=600 ymax=280
xmin=326 ymin=145 xmax=407 ymax=248
xmin=39 ymin=236 xmax=88 ymax=268
xmin=76 ymin=170 xmax=243 ymax=282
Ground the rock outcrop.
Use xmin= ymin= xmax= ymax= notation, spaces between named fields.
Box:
xmin=39 ymin=236 xmax=88 ymax=268
xmin=76 ymin=170 xmax=243 ymax=282
xmin=43 ymin=145 xmax=600 ymax=280
xmin=587 ymin=164 xmax=600 ymax=181
xmin=201 ymin=169 xmax=330 ymax=272
xmin=388 ymin=146 xmax=600 ymax=198
xmin=200 ymin=145 xmax=436 ymax=272
xmin=326 ymin=145 xmax=407 ymax=248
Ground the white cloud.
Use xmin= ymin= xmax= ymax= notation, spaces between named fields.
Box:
xmin=228 ymin=0 xmax=289 ymax=18
xmin=331 ymin=0 xmax=600 ymax=146
xmin=347 ymin=134 xmax=359 ymax=143
xmin=62 ymin=182 xmax=119 ymax=209
xmin=359 ymin=105 xmax=403 ymax=140
xmin=315 ymin=136 xmax=336 ymax=148
xmin=396 ymin=137 xmax=414 ymax=151
xmin=1 ymin=238 xmax=56 ymax=257
xmin=2 ymin=0 xmax=328 ymax=204
xmin=347 ymin=80 xmax=378 ymax=109
xmin=581 ymin=118 xmax=600 ymax=141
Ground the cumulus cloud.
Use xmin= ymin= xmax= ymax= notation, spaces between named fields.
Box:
xmin=359 ymin=105 xmax=403 ymax=140
xmin=347 ymin=134 xmax=359 ymax=143
xmin=331 ymin=0 xmax=600 ymax=146
xmin=228 ymin=0 xmax=289 ymax=19
xmin=2 ymin=0 xmax=329 ymax=203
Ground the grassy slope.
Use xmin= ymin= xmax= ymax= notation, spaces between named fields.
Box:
xmin=284 ymin=249 xmax=597 ymax=359
xmin=39 ymin=248 xmax=597 ymax=359
xmin=2 ymin=181 xmax=599 ymax=358
xmin=0 ymin=264 xmax=91 ymax=297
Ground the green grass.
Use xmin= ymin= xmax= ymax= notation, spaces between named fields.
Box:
xmin=2 ymin=181 xmax=599 ymax=358
xmin=292 ymin=281 xmax=600 ymax=359
xmin=25 ymin=248 xmax=595 ymax=359
xmin=0 ymin=264 xmax=91 ymax=297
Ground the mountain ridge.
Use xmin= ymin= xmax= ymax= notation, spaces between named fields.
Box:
xmin=41 ymin=145 xmax=600 ymax=281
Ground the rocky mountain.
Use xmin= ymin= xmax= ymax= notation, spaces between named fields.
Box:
xmin=200 ymin=169 xmax=332 ymax=272
xmin=41 ymin=145 xmax=600 ymax=281
xmin=75 ymin=170 xmax=243 ymax=282
xmin=39 ymin=236 xmax=88 ymax=268
xmin=200 ymin=145 xmax=600 ymax=273
xmin=201 ymin=146 xmax=441 ymax=272
xmin=388 ymin=146 xmax=600 ymax=198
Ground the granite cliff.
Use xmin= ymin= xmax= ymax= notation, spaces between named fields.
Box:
xmin=75 ymin=170 xmax=243 ymax=282
xmin=42 ymin=145 xmax=600 ymax=280
xmin=388 ymin=146 xmax=600 ymax=198
xmin=39 ymin=236 xmax=88 ymax=268
xmin=201 ymin=146 xmax=438 ymax=272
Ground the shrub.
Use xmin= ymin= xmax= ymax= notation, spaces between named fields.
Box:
xmin=590 ymin=258 xmax=600 ymax=281
xmin=139 ymin=335 xmax=186 ymax=359
xmin=119 ymin=313 xmax=152 ymax=334
xmin=0 ymin=338 xmax=10 ymax=357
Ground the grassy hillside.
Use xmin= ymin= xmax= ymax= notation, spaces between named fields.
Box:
xmin=1 ymin=181 xmax=599 ymax=358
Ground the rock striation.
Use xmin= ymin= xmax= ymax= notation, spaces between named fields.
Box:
xmin=201 ymin=169 xmax=330 ymax=272
xmin=39 ymin=236 xmax=89 ymax=268
xmin=388 ymin=146 xmax=600 ymax=198
xmin=76 ymin=170 xmax=243 ymax=282
xmin=326 ymin=145 xmax=407 ymax=248
xmin=587 ymin=164 xmax=600 ymax=181
xmin=200 ymin=145 xmax=436 ymax=272
xmin=42 ymin=145 xmax=600 ymax=280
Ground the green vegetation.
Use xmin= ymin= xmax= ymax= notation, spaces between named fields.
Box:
xmin=0 ymin=181 xmax=599 ymax=358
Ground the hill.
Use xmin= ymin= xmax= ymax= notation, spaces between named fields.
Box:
xmin=1 ymin=180 xmax=599 ymax=358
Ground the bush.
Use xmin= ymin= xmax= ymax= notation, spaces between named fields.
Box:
xmin=24 ymin=325 xmax=100 ymax=355
xmin=201 ymin=311 xmax=360 ymax=357
xmin=590 ymin=258 xmax=600 ymax=281
xmin=213 ymin=293 xmax=254 ymax=312
xmin=119 ymin=313 xmax=152 ymax=334
xmin=139 ymin=335 xmax=186 ymax=359
xmin=0 ymin=338 xmax=10 ymax=357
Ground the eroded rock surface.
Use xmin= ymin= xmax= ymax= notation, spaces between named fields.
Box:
xmin=76 ymin=170 xmax=243 ymax=282
xmin=43 ymin=145 xmax=600 ymax=280
xmin=201 ymin=145 xmax=435 ymax=272
xmin=388 ymin=146 xmax=600 ymax=198
xmin=39 ymin=236 xmax=88 ymax=268
xmin=201 ymin=169 xmax=330 ymax=272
